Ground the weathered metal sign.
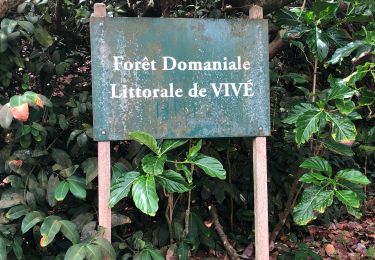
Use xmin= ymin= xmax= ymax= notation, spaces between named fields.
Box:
xmin=90 ymin=18 xmax=270 ymax=140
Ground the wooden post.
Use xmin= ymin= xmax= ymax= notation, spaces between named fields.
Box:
xmin=249 ymin=5 xmax=270 ymax=260
xmin=94 ymin=3 xmax=111 ymax=242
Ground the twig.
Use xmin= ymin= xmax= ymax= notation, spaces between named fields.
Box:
xmin=312 ymin=57 xmax=318 ymax=102
xmin=209 ymin=204 xmax=240 ymax=260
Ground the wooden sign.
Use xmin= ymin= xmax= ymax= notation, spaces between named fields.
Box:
xmin=90 ymin=18 xmax=270 ymax=141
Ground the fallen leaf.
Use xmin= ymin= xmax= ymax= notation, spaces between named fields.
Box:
xmin=325 ymin=243 xmax=336 ymax=257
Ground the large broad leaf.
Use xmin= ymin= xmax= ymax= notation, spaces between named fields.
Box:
xmin=293 ymin=186 xmax=333 ymax=225
xmin=34 ymin=25 xmax=53 ymax=47
xmin=325 ymin=112 xmax=356 ymax=143
xmin=18 ymin=21 xmax=34 ymax=33
xmin=307 ymin=26 xmax=329 ymax=61
xmin=141 ymin=154 xmax=167 ymax=176
xmin=67 ymin=176 xmax=86 ymax=200
xmin=283 ymin=103 xmax=316 ymax=125
xmin=21 ymin=211 xmax=45 ymax=233
xmin=160 ymin=139 xmax=188 ymax=155
xmin=328 ymin=40 xmax=364 ymax=64
xmin=109 ymin=171 xmax=140 ymax=208
xmin=191 ymin=154 xmax=226 ymax=180
xmin=155 ymin=170 xmax=190 ymax=193
xmin=40 ymin=216 xmax=62 ymax=247
xmin=129 ymin=131 xmax=159 ymax=154
xmin=295 ymin=110 xmax=324 ymax=144
xmin=54 ymin=181 xmax=70 ymax=201
xmin=64 ymin=244 xmax=86 ymax=260
xmin=84 ymin=244 xmax=103 ymax=260
xmin=336 ymin=169 xmax=370 ymax=185
xmin=60 ymin=220 xmax=80 ymax=244
xmin=335 ymin=190 xmax=360 ymax=208
xmin=92 ymin=238 xmax=116 ymax=259
xmin=321 ymin=139 xmax=354 ymax=156
xmin=132 ymin=175 xmax=159 ymax=216
xmin=327 ymin=76 xmax=355 ymax=101
xmin=300 ymin=156 xmax=332 ymax=176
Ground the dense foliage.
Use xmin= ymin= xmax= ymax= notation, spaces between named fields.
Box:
xmin=0 ymin=0 xmax=373 ymax=259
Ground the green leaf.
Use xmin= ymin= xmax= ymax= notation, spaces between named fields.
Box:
xmin=92 ymin=237 xmax=116 ymax=259
xmin=155 ymin=170 xmax=190 ymax=193
xmin=67 ymin=177 xmax=86 ymax=200
xmin=132 ymin=175 xmax=159 ymax=216
xmin=335 ymin=190 xmax=360 ymax=208
xmin=141 ymin=154 xmax=167 ymax=176
xmin=54 ymin=181 xmax=70 ymax=201
xmin=299 ymin=172 xmax=328 ymax=184
xmin=109 ymin=171 xmax=140 ymax=208
xmin=34 ymin=25 xmax=53 ymax=47
xmin=82 ymin=157 xmax=98 ymax=185
xmin=147 ymin=248 xmax=164 ymax=260
xmin=336 ymin=100 xmax=355 ymax=115
xmin=325 ymin=112 xmax=356 ymax=143
xmin=0 ymin=237 xmax=6 ymax=260
xmin=51 ymin=148 xmax=72 ymax=167
xmin=346 ymin=206 xmax=362 ymax=219
xmin=283 ymin=103 xmax=316 ymax=125
xmin=336 ymin=169 xmax=370 ymax=185
xmin=21 ymin=211 xmax=45 ymax=233
xmin=327 ymin=76 xmax=356 ymax=101
xmin=6 ymin=205 xmax=30 ymax=220
xmin=160 ymin=139 xmax=188 ymax=155
xmin=10 ymin=95 xmax=27 ymax=107
xmin=300 ymin=156 xmax=332 ymax=176
xmin=1 ymin=19 xmax=18 ymax=34
xmin=295 ymin=110 xmax=324 ymax=144
xmin=12 ymin=237 xmax=23 ymax=260
xmin=178 ymin=242 xmax=190 ymax=260
xmin=191 ymin=154 xmax=226 ymax=180
xmin=129 ymin=131 xmax=159 ymax=154
xmin=40 ymin=216 xmax=62 ymax=247
xmin=321 ymin=139 xmax=354 ymax=156
xmin=293 ymin=186 xmax=333 ymax=225
xmin=0 ymin=31 xmax=7 ymax=52
xmin=328 ymin=40 xmax=364 ymax=64
xmin=64 ymin=244 xmax=86 ymax=260
xmin=307 ymin=26 xmax=329 ymax=61
xmin=358 ymin=87 xmax=375 ymax=106
xmin=84 ymin=244 xmax=103 ymax=260
xmin=188 ymin=139 xmax=202 ymax=158
xmin=60 ymin=220 xmax=80 ymax=244
xmin=18 ymin=21 xmax=34 ymax=33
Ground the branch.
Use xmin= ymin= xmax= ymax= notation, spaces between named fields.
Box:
xmin=269 ymin=33 xmax=286 ymax=59
xmin=0 ymin=0 xmax=25 ymax=17
xmin=209 ymin=204 xmax=240 ymax=260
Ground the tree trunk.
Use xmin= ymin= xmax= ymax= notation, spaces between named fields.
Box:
xmin=0 ymin=0 xmax=25 ymax=17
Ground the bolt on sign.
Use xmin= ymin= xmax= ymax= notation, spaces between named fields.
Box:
xmin=90 ymin=18 xmax=270 ymax=140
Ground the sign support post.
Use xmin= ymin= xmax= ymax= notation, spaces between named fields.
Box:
xmin=249 ymin=5 xmax=270 ymax=260
xmin=94 ymin=3 xmax=111 ymax=242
